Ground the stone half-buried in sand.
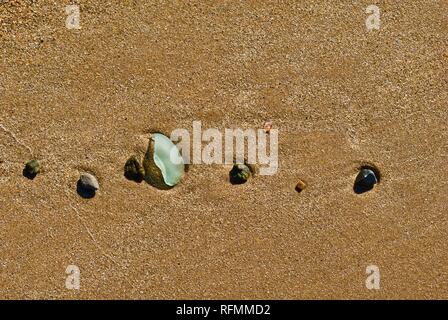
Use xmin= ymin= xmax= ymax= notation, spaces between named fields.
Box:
xmin=124 ymin=155 xmax=145 ymax=182
xmin=23 ymin=159 xmax=40 ymax=179
xmin=143 ymin=133 xmax=184 ymax=190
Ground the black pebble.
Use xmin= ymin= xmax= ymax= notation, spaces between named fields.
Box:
xmin=23 ymin=160 xmax=40 ymax=180
xmin=354 ymin=168 xmax=378 ymax=194
xmin=76 ymin=180 xmax=96 ymax=199
xmin=229 ymin=164 xmax=251 ymax=185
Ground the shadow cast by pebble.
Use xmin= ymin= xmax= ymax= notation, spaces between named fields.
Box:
xmin=353 ymin=183 xmax=374 ymax=194
xmin=230 ymin=176 xmax=247 ymax=185
xmin=124 ymin=171 xmax=143 ymax=183
xmin=76 ymin=180 xmax=96 ymax=199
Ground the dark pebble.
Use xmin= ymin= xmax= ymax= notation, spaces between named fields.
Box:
xmin=23 ymin=160 xmax=40 ymax=180
xmin=124 ymin=155 xmax=144 ymax=182
xmin=229 ymin=164 xmax=251 ymax=185
xmin=354 ymin=168 xmax=378 ymax=194
xmin=77 ymin=173 xmax=99 ymax=198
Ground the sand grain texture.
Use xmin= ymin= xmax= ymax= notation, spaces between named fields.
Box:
xmin=0 ymin=0 xmax=447 ymax=299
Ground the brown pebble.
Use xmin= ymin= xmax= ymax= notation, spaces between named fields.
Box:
xmin=295 ymin=179 xmax=307 ymax=193
xmin=263 ymin=120 xmax=273 ymax=133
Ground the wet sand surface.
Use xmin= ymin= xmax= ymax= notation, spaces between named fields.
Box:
xmin=0 ymin=0 xmax=447 ymax=299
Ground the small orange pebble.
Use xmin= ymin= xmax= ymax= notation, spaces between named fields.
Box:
xmin=263 ymin=120 xmax=273 ymax=133
xmin=295 ymin=179 xmax=307 ymax=193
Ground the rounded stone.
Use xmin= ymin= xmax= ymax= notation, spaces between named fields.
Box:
xmin=78 ymin=173 xmax=100 ymax=191
xmin=23 ymin=159 xmax=40 ymax=179
xmin=263 ymin=120 xmax=273 ymax=133
xmin=124 ymin=155 xmax=144 ymax=182
xmin=295 ymin=179 xmax=307 ymax=193
xmin=354 ymin=168 xmax=378 ymax=194
xmin=229 ymin=164 xmax=251 ymax=185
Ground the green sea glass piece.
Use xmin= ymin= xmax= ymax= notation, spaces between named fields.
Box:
xmin=143 ymin=133 xmax=184 ymax=189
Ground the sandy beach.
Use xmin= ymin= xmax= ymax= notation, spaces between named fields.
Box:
xmin=0 ymin=0 xmax=447 ymax=299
